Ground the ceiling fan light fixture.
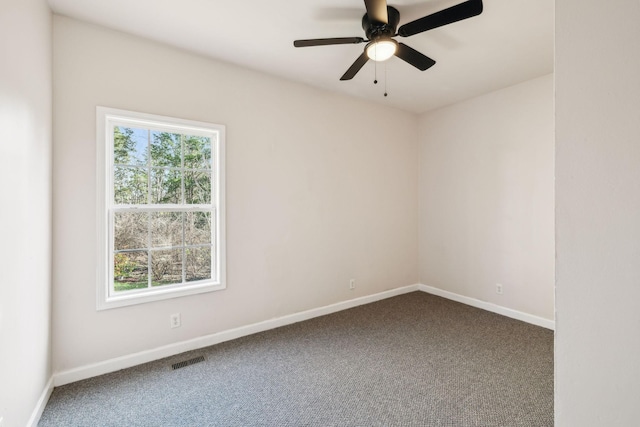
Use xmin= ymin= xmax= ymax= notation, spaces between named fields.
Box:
xmin=366 ymin=39 xmax=397 ymax=62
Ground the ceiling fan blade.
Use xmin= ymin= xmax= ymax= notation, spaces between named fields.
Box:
xmin=340 ymin=52 xmax=369 ymax=80
xmin=294 ymin=37 xmax=365 ymax=47
xmin=394 ymin=43 xmax=436 ymax=71
xmin=364 ymin=0 xmax=388 ymax=24
xmin=397 ymin=0 xmax=483 ymax=37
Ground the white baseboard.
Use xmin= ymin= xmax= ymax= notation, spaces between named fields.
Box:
xmin=418 ymin=284 xmax=555 ymax=330
xmin=54 ymin=283 xmax=552 ymax=387
xmin=54 ymin=284 xmax=420 ymax=386
xmin=27 ymin=376 xmax=53 ymax=427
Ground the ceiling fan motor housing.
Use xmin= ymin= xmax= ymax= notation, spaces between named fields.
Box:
xmin=362 ymin=6 xmax=400 ymax=41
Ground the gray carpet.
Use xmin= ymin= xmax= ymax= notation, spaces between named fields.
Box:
xmin=39 ymin=292 xmax=554 ymax=426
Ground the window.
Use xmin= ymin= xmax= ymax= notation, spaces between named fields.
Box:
xmin=97 ymin=107 xmax=225 ymax=309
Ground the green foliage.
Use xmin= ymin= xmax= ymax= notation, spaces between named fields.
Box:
xmin=184 ymin=135 xmax=212 ymax=169
xmin=113 ymin=253 xmax=136 ymax=279
xmin=113 ymin=252 xmax=148 ymax=291
xmin=113 ymin=128 xmax=212 ymax=205
xmin=151 ymin=132 xmax=181 ymax=167
xmin=113 ymin=127 xmax=136 ymax=165
xmin=114 ymin=280 xmax=148 ymax=292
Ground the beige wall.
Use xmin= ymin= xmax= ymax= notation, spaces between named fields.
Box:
xmin=14 ymin=1 xmax=640 ymax=423
xmin=52 ymin=16 xmax=419 ymax=373
xmin=556 ymin=1 xmax=640 ymax=425
xmin=418 ymin=75 xmax=555 ymax=321
xmin=0 ymin=0 xmax=52 ymax=425
xmin=16 ymin=1 xmax=640 ymax=424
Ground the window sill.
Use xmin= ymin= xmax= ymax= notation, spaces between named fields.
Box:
xmin=97 ymin=281 xmax=225 ymax=310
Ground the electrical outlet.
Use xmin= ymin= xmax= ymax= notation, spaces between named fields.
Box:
xmin=170 ymin=313 xmax=181 ymax=328
xmin=349 ymin=279 xmax=356 ymax=290
xmin=496 ymin=284 xmax=503 ymax=295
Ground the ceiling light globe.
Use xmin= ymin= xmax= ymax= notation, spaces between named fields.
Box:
xmin=366 ymin=40 xmax=397 ymax=62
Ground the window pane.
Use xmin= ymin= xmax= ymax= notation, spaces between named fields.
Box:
xmin=151 ymin=249 xmax=182 ymax=286
xmin=151 ymin=168 xmax=182 ymax=204
xmin=114 ymin=126 xmax=148 ymax=166
xmin=184 ymin=170 xmax=211 ymax=204
xmin=185 ymin=211 xmax=211 ymax=245
xmin=184 ymin=135 xmax=211 ymax=169
xmin=151 ymin=212 xmax=183 ymax=248
xmin=114 ymin=212 xmax=148 ymax=250
xmin=186 ymin=247 xmax=212 ymax=282
xmin=151 ymin=131 xmax=181 ymax=168
xmin=113 ymin=251 xmax=148 ymax=292
xmin=114 ymin=167 xmax=148 ymax=204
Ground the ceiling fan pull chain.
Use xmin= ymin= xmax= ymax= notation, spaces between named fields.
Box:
xmin=384 ymin=62 xmax=388 ymax=97
xmin=374 ymin=44 xmax=378 ymax=84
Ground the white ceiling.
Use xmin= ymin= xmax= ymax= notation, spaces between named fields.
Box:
xmin=47 ymin=0 xmax=554 ymax=114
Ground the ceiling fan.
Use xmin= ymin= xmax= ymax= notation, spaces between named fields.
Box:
xmin=293 ymin=0 xmax=483 ymax=81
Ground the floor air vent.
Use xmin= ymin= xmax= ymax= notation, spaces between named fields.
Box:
xmin=172 ymin=355 xmax=205 ymax=370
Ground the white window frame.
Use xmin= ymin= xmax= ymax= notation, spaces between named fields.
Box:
xmin=96 ymin=107 xmax=226 ymax=310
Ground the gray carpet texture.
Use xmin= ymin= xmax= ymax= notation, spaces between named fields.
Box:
xmin=39 ymin=292 xmax=554 ymax=426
